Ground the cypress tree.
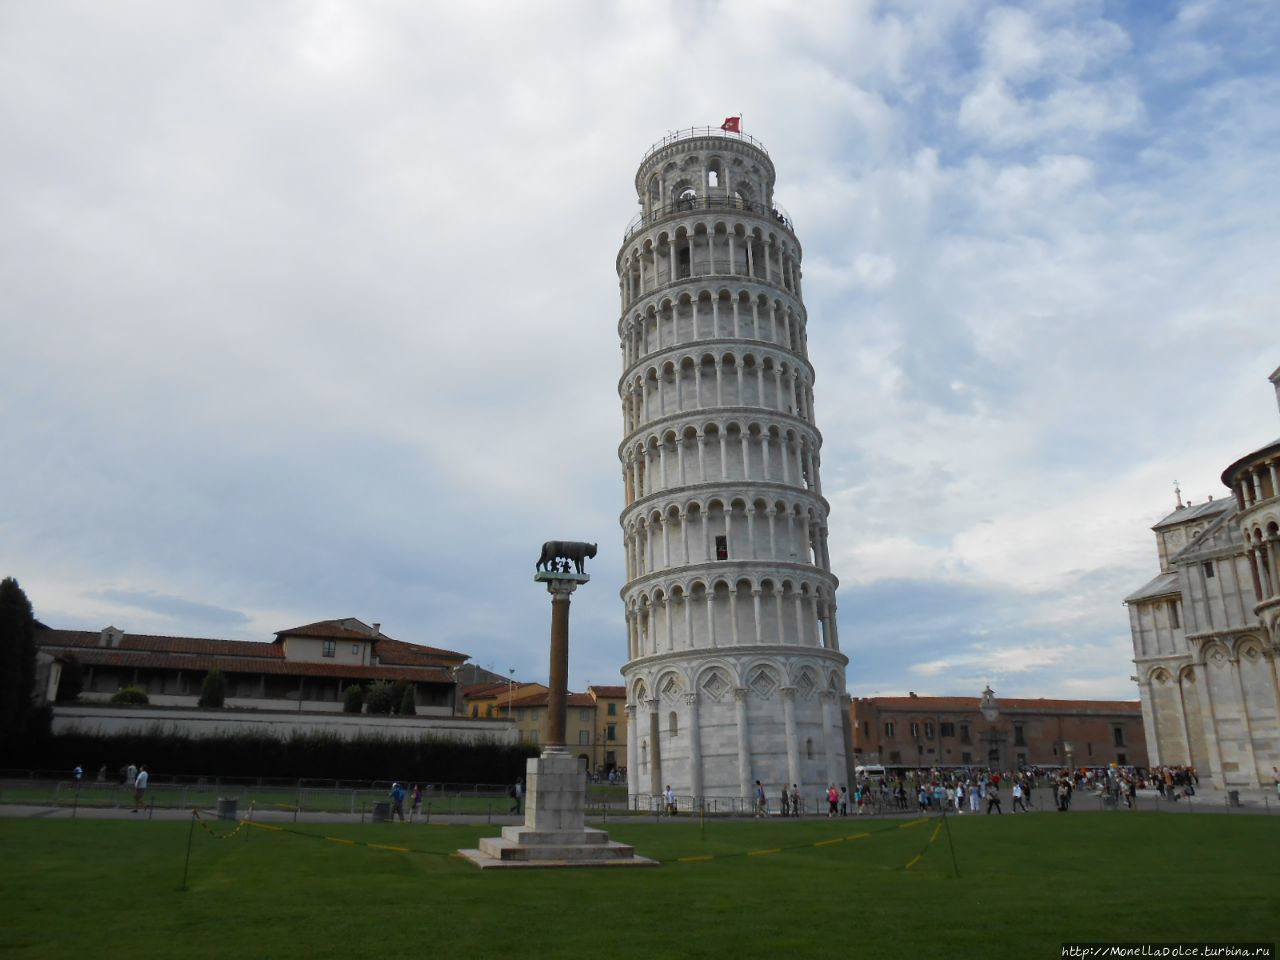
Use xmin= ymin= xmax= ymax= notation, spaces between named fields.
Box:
xmin=0 ymin=577 xmax=38 ymax=742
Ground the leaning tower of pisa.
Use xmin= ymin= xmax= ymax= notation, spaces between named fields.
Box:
xmin=617 ymin=125 xmax=850 ymax=807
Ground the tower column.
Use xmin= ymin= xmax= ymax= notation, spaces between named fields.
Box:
xmin=820 ymin=690 xmax=839 ymax=787
xmin=648 ymin=697 xmax=662 ymax=798
xmin=684 ymin=692 xmax=703 ymax=800
xmin=782 ymin=687 xmax=800 ymax=789
xmin=735 ymin=686 xmax=751 ymax=802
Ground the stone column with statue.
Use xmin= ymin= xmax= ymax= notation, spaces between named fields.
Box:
xmin=459 ymin=541 xmax=655 ymax=869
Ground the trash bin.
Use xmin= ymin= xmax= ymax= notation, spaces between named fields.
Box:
xmin=1227 ymin=790 xmax=1240 ymax=807
xmin=217 ymin=798 xmax=238 ymax=821
xmin=372 ymin=801 xmax=390 ymax=823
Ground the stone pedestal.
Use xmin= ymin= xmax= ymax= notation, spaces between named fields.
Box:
xmin=459 ymin=751 xmax=655 ymax=869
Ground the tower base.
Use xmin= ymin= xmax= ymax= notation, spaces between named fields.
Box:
xmin=458 ymin=750 xmax=657 ymax=869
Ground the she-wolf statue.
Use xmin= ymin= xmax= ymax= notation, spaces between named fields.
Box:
xmin=536 ymin=541 xmax=598 ymax=575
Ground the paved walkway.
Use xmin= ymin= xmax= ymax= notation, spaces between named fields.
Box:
xmin=3 ymin=785 xmax=1276 ymax=823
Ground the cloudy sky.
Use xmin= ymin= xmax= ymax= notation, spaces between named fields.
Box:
xmin=3 ymin=1 xmax=1277 ymax=701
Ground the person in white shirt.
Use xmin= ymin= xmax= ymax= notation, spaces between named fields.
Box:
xmin=132 ymin=766 xmax=149 ymax=811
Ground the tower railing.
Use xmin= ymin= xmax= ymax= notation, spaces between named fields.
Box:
xmin=638 ymin=126 xmax=771 ymax=167
xmin=623 ymin=195 xmax=794 ymax=244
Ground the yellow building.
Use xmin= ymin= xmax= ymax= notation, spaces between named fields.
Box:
xmin=461 ymin=682 xmax=628 ymax=778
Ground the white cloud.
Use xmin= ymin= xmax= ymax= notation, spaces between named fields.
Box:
xmin=1 ymin=0 xmax=1277 ymax=700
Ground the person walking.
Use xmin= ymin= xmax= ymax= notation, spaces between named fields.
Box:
xmin=790 ymin=784 xmax=801 ymax=817
xmin=754 ymin=780 xmax=767 ymax=818
xmin=509 ymin=777 xmax=523 ymax=815
xmin=780 ymin=786 xmax=790 ymax=817
xmin=132 ymin=766 xmax=149 ymax=811
xmin=389 ymin=782 xmax=406 ymax=821
xmin=665 ymin=784 xmax=677 ymax=816
xmin=986 ymin=781 xmax=1002 ymax=814
xmin=1012 ymin=781 xmax=1027 ymax=812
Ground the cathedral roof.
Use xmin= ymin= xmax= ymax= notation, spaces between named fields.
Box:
xmin=1123 ymin=571 xmax=1180 ymax=604
xmin=1151 ymin=497 xmax=1232 ymax=530
xmin=1221 ymin=437 xmax=1280 ymax=487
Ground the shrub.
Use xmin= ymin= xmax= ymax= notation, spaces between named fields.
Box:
xmin=342 ymin=685 xmax=364 ymax=714
xmin=398 ymin=685 xmax=416 ymax=716
xmin=110 ymin=687 xmax=149 ymax=705
xmin=198 ymin=668 xmax=227 ymax=708
xmin=365 ymin=681 xmax=394 ymax=715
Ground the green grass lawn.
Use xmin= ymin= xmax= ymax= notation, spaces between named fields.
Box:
xmin=1 ymin=812 xmax=1274 ymax=959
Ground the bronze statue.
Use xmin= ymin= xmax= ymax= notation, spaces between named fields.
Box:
xmin=537 ymin=541 xmax=598 ymax=575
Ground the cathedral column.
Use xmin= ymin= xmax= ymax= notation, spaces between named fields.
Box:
xmin=696 ymin=432 xmax=706 ymax=481
xmin=706 ymin=593 xmax=717 ymax=647
xmin=782 ymin=687 xmax=800 ymax=789
xmin=740 ymin=432 xmax=752 ymax=481
xmin=793 ymin=593 xmax=806 ymax=645
xmin=683 ymin=593 xmax=693 ymax=650
xmin=1229 ymin=655 xmax=1261 ymax=787
xmin=694 ymin=362 xmax=703 ymax=409
xmin=660 ymin=515 xmax=670 ymax=568
xmin=679 ymin=511 xmax=690 ymax=564
xmin=734 ymin=686 xmax=751 ymax=803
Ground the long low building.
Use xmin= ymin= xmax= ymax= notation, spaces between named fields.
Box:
xmin=35 ymin=617 xmax=469 ymax=717
xmin=850 ymin=691 xmax=1147 ymax=771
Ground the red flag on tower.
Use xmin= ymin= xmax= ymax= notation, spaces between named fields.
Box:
xmin=720 ymin=116 xmax=741 ymax=133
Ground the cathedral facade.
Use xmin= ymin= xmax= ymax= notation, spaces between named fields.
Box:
xmin=1126 ymin=366 xmax=1280 ymax=788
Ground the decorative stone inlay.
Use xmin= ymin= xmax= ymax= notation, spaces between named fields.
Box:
xmin=701 ymin=671 xmax=728 ymax=701
xmin=748 ymin=667 xmax=777 ymax=700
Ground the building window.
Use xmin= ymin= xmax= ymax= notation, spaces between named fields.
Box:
xmin=1087 ymin=743 xmax=1093 ymax=756
xmin=608 ymin=702 xmax=617 ymax=716
xmin=528 ymin=731 xmax=538 ymax=744
xmin=1016 ymin=752 xmax=1027 ymax=767
xmin=910 ymin=722 xmax=920 ymax=739
xmin=1117 ymin=753 xmax=1127 ymax=765
xmin=580 ymin=708 xmax=592 ymax=721
xmin=1169 ymin=601 xmax=1180 ymax=629
xmin=806 ymin=738 xmax=814 ymax=759
xmin=889 ymin=750 xmax=901 ymax=763
xmin=961 ymin=752 xmax=972 ymax=764
xmin=322 ymin=640 xmax=336 ymax=658
xmin=884 ymin=721 xmax=895 ymax=737
xmin=351 ymin=644 xmax=360 ymax=655
xmin=1014 ymin=723 xmax=1026 ymax=746
xmin=1113 ymin=726 xmax=1125 ymax=747
xmin=606 ymin=723 xmax=616 ymax=741
xmin=516 ymin=708 xmax=524 ymax=720
xmin=940 ymin=722 xmax=955 ymax=737
xmin=578 ymin=730 xmax=589 ymax=746
xmin=471 ymin=705 xmax=478 ymax=718
xmin=862 ymin=721 xmax=870 ymax=738
xmin=715 ymin=535 xmax=728 ymax=560
xmin=669 ymin=711 xmax=678 ymax=736
xmin=960 ymin=724 xmax=971 ymax=743
xmin=924 ymin=722 xmax=934 ymax=739
xmin=1203 ymin=561 xmax=1215 ymax=579
xmin=605 ymin=750 xmax=616 ymax=766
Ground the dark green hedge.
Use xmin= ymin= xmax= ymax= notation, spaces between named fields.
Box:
xmin=17 ymin=727 xmax=539 ymax=784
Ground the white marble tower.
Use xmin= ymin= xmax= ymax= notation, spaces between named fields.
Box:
xmin=616 ymin=125 xmax=850 ymax=807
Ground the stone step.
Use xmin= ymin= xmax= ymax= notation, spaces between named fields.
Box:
xmin=477 ymin=836 xmax=638 ymax=861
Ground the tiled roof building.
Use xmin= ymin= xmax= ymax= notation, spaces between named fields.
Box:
xmin=850 ymin=693 xmax=1145 ymax=771
xmin=36 ymin=617 xmax=468 ymax=716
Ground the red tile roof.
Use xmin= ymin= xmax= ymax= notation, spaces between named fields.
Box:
xmin=39 ymin=629 xmax=282 ymax=659
xmin=276 ymin=621 xmax=373 ymax=642
xmin=589 ymin=685 xmax=626 ymax=698
xmin=374 ymin=635 xmax=468 ymax=666
xmin=63 ymin=648 xmax=454 ymax=684
xmin=855 ymin=696 xmax=1141 ymax=714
